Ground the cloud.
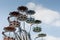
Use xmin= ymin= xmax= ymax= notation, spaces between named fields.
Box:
xmin=26 ymin=2 xmax=60 ymax=40
xmin=51 ymin=20 xmax=60 ymax=27
xmin=26 ymin=2 xmax=36 ymax=10
xmin=44 ymin=35 xmax=60 ymax=40
xmin=26 ymin=2 xmax=60 ymax=27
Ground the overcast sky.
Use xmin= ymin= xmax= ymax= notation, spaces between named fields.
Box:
xmin=0 ymin=0 xmax=60 ymax=40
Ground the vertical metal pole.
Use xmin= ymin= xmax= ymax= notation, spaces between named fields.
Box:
xmin=8 ymin=32 xmax=10 ymax=40
xmin=29 ymin=25 xmax=31 ymax=33
xmin=29 ymin=24 xmax=33 ymax=40
xmin=30 ymin=15 xmax=31 ymax=18
xmin=29 ymin=14 xmax=32 ymax=33
xmin=34 ymin=37 xmax=38 ymax=40
xmin=9 ymin=32 xmax=10 ymax=37
xmin=29 ymin=15 xmax=32 ymax=40
xmin=18 ymin=27 xmax=21 ymax=36
xmin=41 ymin=37 xmax=43 ymax=40
xmin=14 ymin=32 xmax=18 ymax=40
xmin=23 ymin=21 xmax=25 ymax=30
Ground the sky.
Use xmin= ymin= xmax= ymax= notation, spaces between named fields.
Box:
xmin=0 ymin=0 xmax=60 ymax=40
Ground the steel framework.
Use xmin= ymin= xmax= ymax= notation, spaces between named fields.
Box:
xmin=2 ymin=6 xmax=46 ymax=40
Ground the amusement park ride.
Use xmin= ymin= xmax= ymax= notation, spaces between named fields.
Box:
xmin=2 ymin=6 xmax=46 ymax=40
